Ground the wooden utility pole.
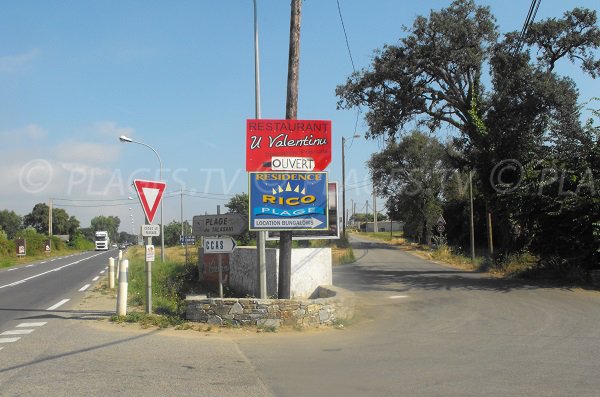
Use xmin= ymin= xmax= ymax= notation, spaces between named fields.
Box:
xmin=278 ymin=0 xmax=302 ymax=299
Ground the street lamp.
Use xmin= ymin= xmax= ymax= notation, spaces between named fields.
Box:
xmin=342 ymin=134 xmax=361 ymax=237
xmin=119 ymin=135 xmax=165 ymax=261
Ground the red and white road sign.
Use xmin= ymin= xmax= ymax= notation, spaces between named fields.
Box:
xmin=246 ymin=119 xmax=332 ymax=171
xmin=133 ymin=179 xmax=166 ymax=224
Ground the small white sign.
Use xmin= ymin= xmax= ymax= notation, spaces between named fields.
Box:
xmin=271 ymin=156 xmax=315 ymax=171
xmin=204 ymin=237 xmax=237 ymax=253
xmin=145 ymin=244 xmax=155 ymax=262
xmin=141 ymin=224 xmax=160 ymax=237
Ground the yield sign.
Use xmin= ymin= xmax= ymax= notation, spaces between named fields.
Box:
xmin=133 ymin=179 xmax=166 ymax=224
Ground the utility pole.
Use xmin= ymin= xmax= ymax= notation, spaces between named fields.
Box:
xmin=254 ymin=0 xmax=267 ymax=299
xmin=373 ymin=181 xmax=378 ymax=233
xmin=469 ymin=171 xmax=475 ymax=262
xmin=278 ymin=0 xmax=301 ymax=299
xmin=48 ymin=198 xmax=53 ymax=236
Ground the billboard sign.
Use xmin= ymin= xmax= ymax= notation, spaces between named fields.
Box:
xmin=267 ymin=182 xmax=339 ymax=240
xmin=246 ymin=119 xmax=332 ymax=172
xmin=249 ymin=172 xmax=328 ymax=231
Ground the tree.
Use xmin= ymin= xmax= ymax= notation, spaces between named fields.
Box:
xmin=90 ymin=215 xmax=120 ymax=242
xmin=369 ymin=131 xmax=450 ymax=244
xmin=23 ymin=203 xmax=49 ymax=234
xmin=23 ymin=203 xmax=81 ymax=236
xmin=338 ymin=0 xmax=600 ymax=269
xmin=0 ymin=210 xmax=23 ymax=239
xmin=225 ymin=193 xmax=254 ymax=245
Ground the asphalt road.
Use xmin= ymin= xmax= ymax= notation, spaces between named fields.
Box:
xmin=1 ymin=238 xmax=600 ymax=396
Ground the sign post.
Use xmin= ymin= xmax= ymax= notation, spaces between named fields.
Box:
xmin=16 ymin=239 xmax=26 ymax=258
xmin=133 ymin=179 xmax=166 ymax=314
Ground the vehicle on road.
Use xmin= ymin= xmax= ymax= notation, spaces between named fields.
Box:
xmin=94 ymin=231 xmax=110 ymax=251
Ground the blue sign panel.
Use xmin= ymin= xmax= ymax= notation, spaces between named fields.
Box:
xmin=249 ymin=172 xmax=328 ymax=231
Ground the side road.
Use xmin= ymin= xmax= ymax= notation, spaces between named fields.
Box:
xmin=2 ymin=237 xmax=600 ymax=396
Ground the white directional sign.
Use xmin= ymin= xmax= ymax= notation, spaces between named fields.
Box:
xmin=253 ymin=217 xmax=324 ymax=229
xmin=141 ymin=224 xmax=160 ymax=237
xmin=204 ymin=237 xmax=237 ymax=253
xmin=271 ymin=156 xmax=315 ymax=171
xmin=192 ymin=214 xmax=247 ymax=236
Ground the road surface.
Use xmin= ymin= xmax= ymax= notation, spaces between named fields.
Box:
xmin=1 ymin=237 xmax=600 ymax=396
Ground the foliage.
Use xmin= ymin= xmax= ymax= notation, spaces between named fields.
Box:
xmin=225 ymin=192 xmax=255 ymax=245
xmin=69 ymin=232 xmax=95 ymax=250
xmin=124 ymin=246 xmax=199 ymax=317
xmin=349 ymin=212 xmax=388 ymax=223
xmin=0 ymin=210 xmax=22 ymax=239
xmin=23 ymin=203 xmax=80 ymax=236
xmin=337 ymin=0 xmax=600 ymax=273
xmin=163 ymin=220 xmax=192 ymax=246
xmin=368 ymin=131 xmax=450 ymax=244
xmin=90 ymin=215 xmax=121 ymax=242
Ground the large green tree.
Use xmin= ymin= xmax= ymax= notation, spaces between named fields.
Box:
xmin=90 ymin=215 xmax=121 ymax=242
xmin=337 ymin=0 xmax=600 ymax=269
xmin=23 ymin=203 xmax=81 ymax=236
xmin=0 ymin=210 xmax=23 ymax=239
xmin=369 ymin=131 xmax=450 ymax=244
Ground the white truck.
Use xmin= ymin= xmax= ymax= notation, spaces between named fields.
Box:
xmin=94 ymin=231 xmax=110 ymax=251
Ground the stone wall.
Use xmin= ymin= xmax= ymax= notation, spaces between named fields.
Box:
xmin=185 ymin=285 xmax=355 ymax=328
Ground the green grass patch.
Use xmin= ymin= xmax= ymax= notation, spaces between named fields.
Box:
xmin=121 ymin=246 xmax=200 ymax=318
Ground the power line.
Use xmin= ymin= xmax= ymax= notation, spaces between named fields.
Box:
xmin=515 ymin=0 xmax=542 ymax=54
xmin=336 ymin=0 xmax=363 ymax=140
xmin=336 ymin=0 xmax=356 ymax=72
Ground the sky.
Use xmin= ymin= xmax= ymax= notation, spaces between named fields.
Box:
xmin=1 ymin=0 xmax=599 ymax=233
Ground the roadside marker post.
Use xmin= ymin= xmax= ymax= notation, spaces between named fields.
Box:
xmin=108 ymin=257 xmax=115 ymax=289
xmin=116 ymin=259 xmax=129 ymax=316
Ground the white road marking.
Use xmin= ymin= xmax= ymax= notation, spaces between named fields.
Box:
xmin=7 ymin=268 xmax=16 ymax=272
xmin=26 ymin=264 xmax=34 ymax=268
xmin=0 ymin=337 xmax=21 ymax=343
xmin=100 ymin=270 xmax=105 ymax=274
xmin=17 ymin=322 xmax=47 ymax=328
xmin=40 ymin=261 xmax=47 ymax=264
xmin=47 ymin=299 xmax=70 ymax=311
xmin=78 ymin=284 xmax=90 ymax=292
xmin=0 ymin=252 xmax=105 ymax=290
xmin=1 ymin=329 xmax=34 ymax=335
xmin=92 ymin=276 xmax=100 ymax=281
xmin=389 ymin=295 xmax=409 ymax=299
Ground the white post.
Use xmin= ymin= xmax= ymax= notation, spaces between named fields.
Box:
xmin=117 ymin=249 xmax=123 ymax=279
xmin=108 ymin=257 xmax=115 ymax=289
xmin=116 ymin=259 xmax=129 ymax=316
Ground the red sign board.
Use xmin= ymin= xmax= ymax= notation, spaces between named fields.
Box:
xmin=133 ymin=179 xmax=166 ymax=224
xmin=246 ymin=119 xmax=332 ymax=171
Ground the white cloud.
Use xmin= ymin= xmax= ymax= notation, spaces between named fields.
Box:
xmin=54 ymin=141 xmax=120 ymax=164
xmin=0 ymin=124 xmax=47 ymax=141
xmin=93 ymin=121 xmax=135 ymax=139
xmin=0 ymin=49 xmax=40 ymax=73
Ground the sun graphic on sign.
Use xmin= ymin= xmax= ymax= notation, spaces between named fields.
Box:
xmin=271 ymin=182 xmax=306 ymax=195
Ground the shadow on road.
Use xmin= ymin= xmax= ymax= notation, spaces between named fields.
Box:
xmin=336 ymin=238 xmax=543 ymax=294
xmin=0 ymin=307 xmax=113 ymax=321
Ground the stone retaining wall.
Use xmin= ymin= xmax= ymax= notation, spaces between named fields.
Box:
xmin=185 ymin=285 xmax=354 ymax=328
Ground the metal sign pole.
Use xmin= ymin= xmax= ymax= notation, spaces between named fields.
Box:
xmin=146 ymin=235 xmax=152 ymax=314
xmin=218 ymin=253 xmax=223 ymax=299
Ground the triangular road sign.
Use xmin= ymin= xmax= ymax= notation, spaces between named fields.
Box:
xmin=133 ymin=179 xmax=166 ymax=224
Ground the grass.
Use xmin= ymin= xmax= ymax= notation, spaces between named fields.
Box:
xmin=117 ymin=245 xmax=201 ymax=321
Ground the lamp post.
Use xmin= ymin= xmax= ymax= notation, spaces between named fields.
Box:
xmin=342 ymin=134 xmax=360 ymax=237
xmin=119 ymin=135 xmax=165 ymax=261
